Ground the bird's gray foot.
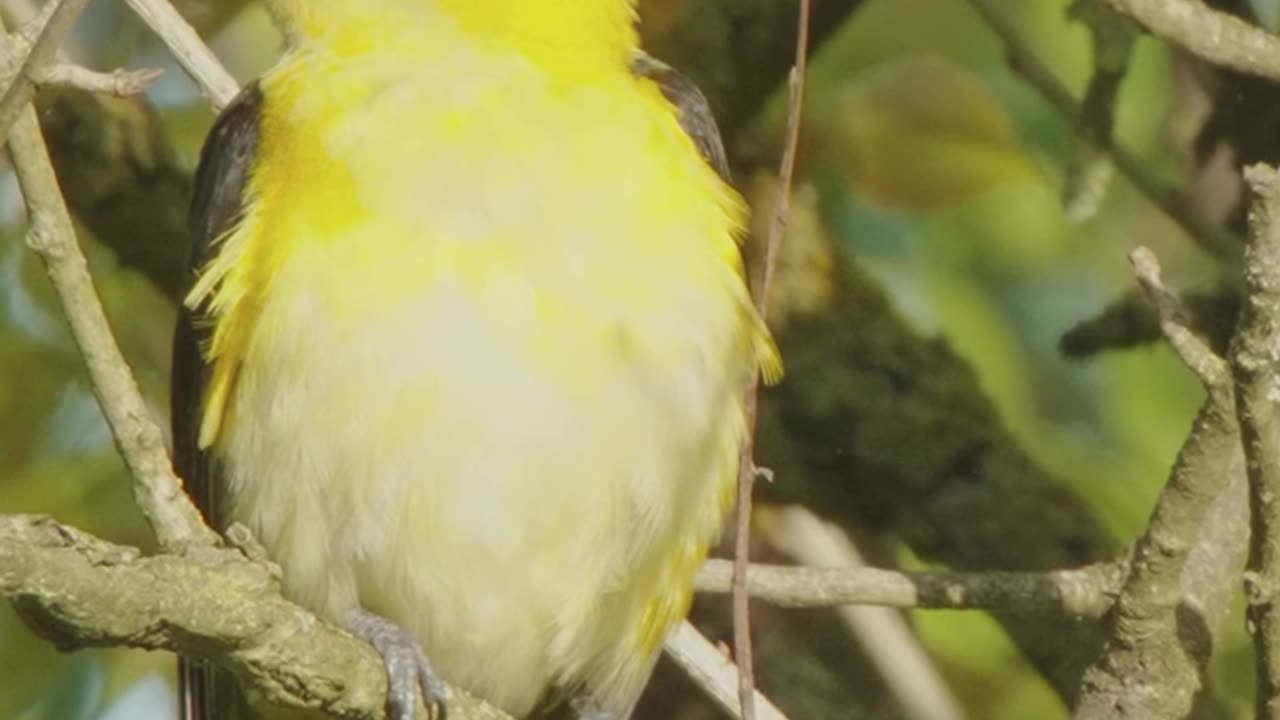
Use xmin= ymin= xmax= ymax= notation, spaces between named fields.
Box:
xmin=346 ymin=607 xmax=450 ymax=720
xmin=571 ymin=696 xmax=625 ymax=720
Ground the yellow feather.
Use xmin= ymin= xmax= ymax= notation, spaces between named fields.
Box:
xmin=193 ymin=2 xmax=778 ymax=715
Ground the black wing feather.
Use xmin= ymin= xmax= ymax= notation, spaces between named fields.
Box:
xmin=172 ymin=81 xmax=263 ymax=720
xmin=632 ymin=51 xmax=732 ymax=182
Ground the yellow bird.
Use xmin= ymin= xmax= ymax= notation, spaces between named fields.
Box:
xmin=172 ymin=1 xmax=779 ymax=718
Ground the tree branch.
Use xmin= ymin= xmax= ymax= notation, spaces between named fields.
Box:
xmin=1074 ymin=248 xmax=1240 ymax=719
xmin=4 ymin=13 xmax=216 ymax=552
xmin=663 ymin=622 xmax=790 ymax=720
xmin=0 ymin=515 xmax=511 ymax=720
xmin=1234 ymin=163 xmax=1280 ymax=718
xmin=0 ymin=0 xmax=89 ymax=144
xmin=697 ymin=558 xmax=1123 ymax=618
xmin=1129 ymin=247 xmax=1231 ymax=389
xmin=122 ymin=0 xmax=237 ymax=109
xmin=1102 ymin=0 xmax=1280 ymax=84
xmin=34 ymin=63 xmax=162 ymax=96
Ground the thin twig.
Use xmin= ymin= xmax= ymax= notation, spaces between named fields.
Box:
xmin=3 ymin=12 xmax=216 ymax=551
xmin=35 ymin=63 xmax=162 ymax=96
xmin=697 ymin=557 xmax=1123 ymax=618
xmin=1129 ymin=246 xmax=1230 ymax=389
xmin=122 ymin=0 xmax=238 ymax=109
xmin=663 ymin=622 xmax=790 ymax=720
xmin=732 ymin=2 xmax=810 ymax=718
xmin=1234 ymin=164 xmax=1280 ymax=717
xmin=0 ymin=0 xmax=91 ymax=145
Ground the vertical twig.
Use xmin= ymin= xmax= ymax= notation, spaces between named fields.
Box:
xmin=1235 ymin=164 xmax=1280 ymax=718
xmin=732 ymin=1 xmax=810 ymax=718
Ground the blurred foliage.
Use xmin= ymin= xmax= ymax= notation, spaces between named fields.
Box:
xmin=0 ymin=0 xmax=1251 ymax=718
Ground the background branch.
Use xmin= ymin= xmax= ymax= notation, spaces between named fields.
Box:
xmin=1103 ymin=0 xmax=1280 ymax=84
xmin=964 ymin=0 xmax=1241 ymax=260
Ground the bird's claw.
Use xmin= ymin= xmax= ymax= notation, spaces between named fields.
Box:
xmin=346 ymin=607 xmax=450 ymax=720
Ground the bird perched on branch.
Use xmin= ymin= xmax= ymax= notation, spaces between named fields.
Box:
xmin=172 ymin=1 xmax=779 ymax=718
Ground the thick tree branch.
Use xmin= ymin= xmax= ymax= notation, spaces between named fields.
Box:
xmin=1235 ymin=164 xmax=1280 ymax=718
xmin=0 ymin=515 xmax=510 ymax=720
xmin=0 ymin=507 xmax=1137 ymax=720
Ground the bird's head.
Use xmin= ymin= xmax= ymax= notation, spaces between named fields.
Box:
xmin=264 ymin=0 xmax=640 ymax=64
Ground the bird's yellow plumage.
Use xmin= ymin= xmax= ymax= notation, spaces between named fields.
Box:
xmin=182 ymin=1 xmax=777 ymax=716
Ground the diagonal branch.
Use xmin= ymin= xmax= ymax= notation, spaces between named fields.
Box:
xmin=1129 ymin=247 xmax=1230 ymax=389
xmin=1101 ymin=0 xmax=1280 ymax=84
xmin=1073 ymin=247 xmax=1240 ymax=720
xmin=4 ymin=12 xmax=216 ymax=552
xmin=122 ymin=0 xmax=237 ymax=108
